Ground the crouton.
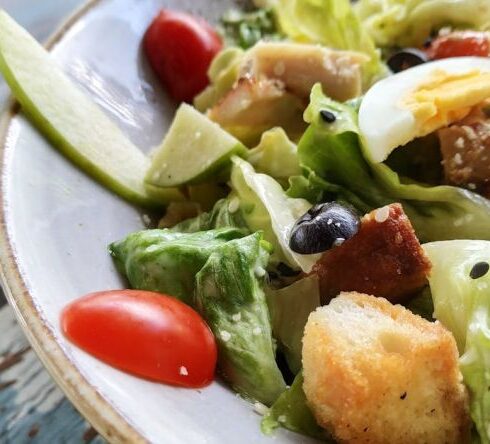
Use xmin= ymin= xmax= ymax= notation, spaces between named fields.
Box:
xmin=313 ymin=203 xmax=431 ymax=304
xmin=302 ymin=292 xmax=470 ymax=444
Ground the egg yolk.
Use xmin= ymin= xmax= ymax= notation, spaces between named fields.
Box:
xmin=400 ymin=69 xmax=490 ymax=137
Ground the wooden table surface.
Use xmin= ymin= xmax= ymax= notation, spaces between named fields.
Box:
xmin=0 ymin=1 xmax=105 ymax=442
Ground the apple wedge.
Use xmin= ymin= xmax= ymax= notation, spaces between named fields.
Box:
xmin=0 ymin=11 xmax=161 ymax=208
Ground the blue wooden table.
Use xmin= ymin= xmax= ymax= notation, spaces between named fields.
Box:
xmin=0 ymin=1 xmax=105 ymax=442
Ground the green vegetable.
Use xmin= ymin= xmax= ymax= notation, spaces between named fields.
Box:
xmin=231 ymin=156 xmax=321 ymax=272
xmin=109 ymin=228 xmax=244 ymax=305
xmin=171 ymin=198 xmax=248 ymax=233
xmin=269 ymin=0 xmax=387 ymax=87
xmin=196 ymin=233 xmax=286 ymax=405
xmin=110 ymin=228 xmax=285 ymax=405
xmin=405 ymin=287 xmax=434 ymax=321
xmin=194 ymin=47 xmax=244 ymax=112
xmin=266 ymin=275 xmax=320 ymax=374
xmin=355 ymin=0 xmax=490 ymax=48
xmin=145 ymin=104 xmax=246 ymax=188
xmin=261 ymin=371 xmax=329 ymax=440
xmin=423 ymin=240 xmax=490 ymax=443
xmin=247 ymin=127 xmax=301 ymax=184
xmin=220 ymin=8 xmax=282 ymax=49
xmin=0 ymin=11 xmax=159 ymax=208
xmin=292 ymin=84 xmax=490 ymax=242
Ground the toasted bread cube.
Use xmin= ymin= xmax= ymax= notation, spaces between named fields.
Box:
xmin=313 ymin=203 xmax=431 ymax=304
xmin=303 ymin=292 xmax=470 ymax=444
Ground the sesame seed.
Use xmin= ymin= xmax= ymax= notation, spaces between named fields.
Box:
xmin=453 ymin=153 xmax=463 ymax=165
xmin=179 ymin=366 xmax=188 ymax=376
xmin=468 ymin=183 xmax=477 ymax=190
xmin=278 ymin=415 xmax=287 ymax=423
xmin=220 ymin=331 xmax=231 ymax=342
xmin=254 ymin=266 xmax=266 ymax=278
xmin=394 ymin=232 xmax=403 ymax=244
xmin=374 ymin=206 xmax=390 ymax=223
xmin=228 ymin=197 xmax=240 ymax=213
xmin=232 ymin=313 xmax=241 ymax=322
xmin=327 ymin=218 xmax=333 ymax=225
xmin=335 ymin=222 xmax=341 ymax=227
xmin=253 ymin=402 xmax=269 ymax=416
xmin=455 ymin=137 xmax=465 ymax=149
xmin=253 ymin=327 xmax=262 ymax=335
xmin=333 ymin=238 xmax=345 ymax=246
xmin=470 ymin=262 xmax=489 ymax=279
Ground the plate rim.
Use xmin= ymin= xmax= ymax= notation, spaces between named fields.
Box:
xmin=0 ymin=1 xmax=147 ymax=442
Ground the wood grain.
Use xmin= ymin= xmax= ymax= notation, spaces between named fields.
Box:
xmin=0 ymin=306 xmax=106 ymax=443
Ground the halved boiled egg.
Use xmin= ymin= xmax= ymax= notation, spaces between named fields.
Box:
xmin=359 ymin=57 xmax=490 ymax=163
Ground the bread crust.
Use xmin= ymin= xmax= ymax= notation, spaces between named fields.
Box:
xmin=302 ymin=292 xmax=470 ymax=444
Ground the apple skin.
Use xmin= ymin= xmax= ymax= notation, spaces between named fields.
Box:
xmin=0 ymin=11 xmax=178 ymax=209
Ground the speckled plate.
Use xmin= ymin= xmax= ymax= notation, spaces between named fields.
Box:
xmin=0 ymin=1 xmax=317 ymax=442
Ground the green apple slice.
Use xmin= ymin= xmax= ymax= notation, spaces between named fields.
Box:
xmin=0 ymin=11 xmax=159 ymax=208
xmin=145 ymin=104 xmax=247 ymax=187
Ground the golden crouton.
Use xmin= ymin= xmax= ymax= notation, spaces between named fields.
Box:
xmin=302 ymin=292 xmax=470 ymax=444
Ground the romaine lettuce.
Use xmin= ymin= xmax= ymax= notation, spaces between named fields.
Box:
xmin=269 ymin=0 xmax=387 ymax=87
xmin=231 ymin=156 xmax=321 ymax=272
xmin=423 ymin=240 xmax=490 ymax=443
xmin=266 ymin=275 xmax=320 ymax=374
xmin=291 ymin=84 xmax=490 ymax=242
xmin=355 ymin=0 xmax=490 ymax=48
xmin=261 ymin=371 xmax=330 ymax=441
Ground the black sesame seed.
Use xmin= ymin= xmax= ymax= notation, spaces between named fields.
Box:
xmin=387 ymin=48 xmax=428 ymax=73
xmin=400 ymin=392 xmax=407 ymax=400
xmin=320 ymin=110 xmax=336 ymax=123
xmin=470 ymin=262 xmax=489 ymax=280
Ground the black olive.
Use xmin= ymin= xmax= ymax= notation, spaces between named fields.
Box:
xmin=470 ymin=262 xmax=489 ymax=279
xmin=387 ymin=49 xmax=428 ymax=73
xmin=320 ymin=110 xmax=336 ymax=123
xmin=289 ymin=202 xmax=360 ymax=254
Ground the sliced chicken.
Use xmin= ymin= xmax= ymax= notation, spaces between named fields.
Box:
xmin=438 ymin=105 xmax=490 ymax=197
xmin=240 ymin=42 xmax=368 ymax=102
xmin=207 ymin=77 xmax=306 ymax=144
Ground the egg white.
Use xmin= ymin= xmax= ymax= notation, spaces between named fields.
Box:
xmin=359 ymin=57 xmax=490 ymax=163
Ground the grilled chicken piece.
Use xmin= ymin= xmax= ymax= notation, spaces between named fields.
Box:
xmin=313 ymin=203 xmax=431 ymax=304
xmin=207 ymin=77 xmax=306 ymax=144
xmin=438 ymin=106 xmax=490 ymax=197
xmin=240 ymin=42 xmax=368 ymax=102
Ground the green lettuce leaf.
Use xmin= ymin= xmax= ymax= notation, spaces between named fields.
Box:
xmin=194 ymin=47 xmax=244 ymax=112
xmin=196 ymin=232 xmax=286 ymax=405
xmin=270 ymin=0 xmax=387 ymax=87
xmin=266 ymin=275 xmax=320 ymax=374
xmin=247 ymin=127 xmax=301 ymax=184
xmin=261 ymin=371 xmax=329 ymax=440
xmin=220 ymin=8 xmax=282 ymax=49
xmin=109 ymin=228 xmax=244 ymax=305
xmin=230 ymin=156 xmax=321 ymax=272
xmin=291 ymin=84 xmax=490 ymax=242
xmin=171 ymin=198 xmax=248 ymax=233
xmin=355 ymin=0 xmax=490 ymax=48
xmin=110 ymin=228 xmax=286 ymax=406
xmin=423 ymin=240 xmax=490 ymax=443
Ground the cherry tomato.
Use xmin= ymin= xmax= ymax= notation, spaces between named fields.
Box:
xmin=61 ymin=290 xmax=217 ymax=388
xmin=144 ymin=10 xmax=222 ymax=102
xmin=426 ymin=31 xmax=490 ymax=59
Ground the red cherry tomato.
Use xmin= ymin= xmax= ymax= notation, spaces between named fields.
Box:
xmin=426 ymin=31 xmax=490 ymax=59
xmin=61 ymin=290 xmax=217 ymax=388
xmin=144 ymin=10 xmax=222 ymax=102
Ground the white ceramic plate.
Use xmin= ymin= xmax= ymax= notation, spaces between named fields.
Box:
xmin=0 ymin=1 xmax=318 ymax=442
